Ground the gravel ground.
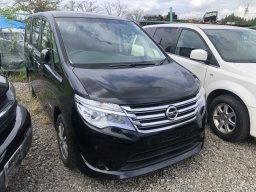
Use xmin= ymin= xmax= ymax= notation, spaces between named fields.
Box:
xmin=6 ymin=82 xmax=256 ymax=192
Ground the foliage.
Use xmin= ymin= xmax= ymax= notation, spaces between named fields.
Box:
xmin=102 ymin=0 xmax=127 ymax=17
xmin=220 ymin=13 xmax=256 ymax=26
xmin=126 ymin=8 xmax=144 ymax=21
xmin=77 ymin=0 xmax=99 ymax=12
xmin=0 ymin=7 xmax=19 ymax=20
xmin=13 ymin=0 xmax=61 ymax=13
xmin=63 ymin=0 xmax=99 ymax=12
xmin=221 ymin=13 xmax=246 ymax=25
xmin=0 ymin=71 xmax=27 ymax=82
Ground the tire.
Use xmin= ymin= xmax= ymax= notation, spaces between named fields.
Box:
xmin=55 ymin=114 xmax=78 ymax=169
xmin=208 ymin=94 xmax=250 ymax=142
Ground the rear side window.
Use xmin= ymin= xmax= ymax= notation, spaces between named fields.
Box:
xmin=31 ymin=18 xmax=41 ymax=49
xmin=175 ymin=29 xmax=207 ymax=58
xmin=153 ymin=27 xmax=178 ymax=53
xmin=144 ymin=27 xmax=156 ymax=37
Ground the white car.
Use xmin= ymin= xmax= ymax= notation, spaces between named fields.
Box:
xmin=144 ymin=24 xmax=256 ymax=142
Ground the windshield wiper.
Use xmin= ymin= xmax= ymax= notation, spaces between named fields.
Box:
xmin=157 ymin=58 xmax=169 ymax=66
xmin=109 ymin=62 xmax=155 ymax=69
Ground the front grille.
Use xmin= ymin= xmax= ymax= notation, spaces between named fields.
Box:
xmin=122 ymin=92 xmax=201 ymax=133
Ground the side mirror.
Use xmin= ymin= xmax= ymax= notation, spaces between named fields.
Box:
xmin=190 ymin=49 xmax=208 ymax=62
xmin=41 ymin=49 xmax=51 ymax=64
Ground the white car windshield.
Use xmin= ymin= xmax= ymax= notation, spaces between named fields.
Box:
xmin=56 ymin=18 xmax=166 ymax=66
xmin=205 ymin=29 xmax=256 ymax=63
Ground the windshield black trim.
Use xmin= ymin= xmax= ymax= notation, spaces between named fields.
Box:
xmin=204 ymin=29 xmax=256 ymax=63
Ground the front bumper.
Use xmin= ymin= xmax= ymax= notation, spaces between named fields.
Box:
xmin=0 ymin=105 xmax=32 ymax=191
xmin=74 ymin=114 xmax=205 ymax=179
xmin=247 ymin=106 xmax=256 ymax=137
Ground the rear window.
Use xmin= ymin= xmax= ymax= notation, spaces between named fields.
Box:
xmin=144 ymin=27 xmax=156 ymax=37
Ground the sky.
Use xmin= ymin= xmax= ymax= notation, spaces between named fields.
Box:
xmin=1 ymin=0 xmax=256 ymax=20
xmin=105 ymin=0 xmax=256 ymax=19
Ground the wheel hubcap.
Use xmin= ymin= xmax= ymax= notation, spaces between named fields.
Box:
xmin=213 ymin=103 xmax=236 ymax=134
xmin=58 ymin=123 xmax=68 ymax=160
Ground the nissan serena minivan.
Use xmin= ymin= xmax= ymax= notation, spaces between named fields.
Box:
xmin=25 ymin=12 xmax=206 ymax=179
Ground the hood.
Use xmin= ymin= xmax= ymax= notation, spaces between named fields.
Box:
xmin=72 ymin=62 xmax=199 ymax=105
xmin=0 ymin=76 xmax=8 ymax=98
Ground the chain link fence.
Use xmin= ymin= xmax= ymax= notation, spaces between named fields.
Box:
xmin=0 ymin=13 xmax=29 ymax=72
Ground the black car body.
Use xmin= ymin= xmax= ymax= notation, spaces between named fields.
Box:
xmin=0 ymin=76 xmax=32 ymax=191
xmin=25 ymin=11 xmax=206 ymax=179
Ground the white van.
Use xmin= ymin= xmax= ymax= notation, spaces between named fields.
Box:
xmin=144 ymin=24 xmax=256 ymax=141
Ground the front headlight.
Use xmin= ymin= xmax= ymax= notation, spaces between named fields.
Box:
xmin=75 ymin=95 xmax=135 ymax=131
xmin=6 ymin=82 xmax=16 ymax=101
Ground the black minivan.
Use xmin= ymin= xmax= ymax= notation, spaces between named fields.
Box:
xmin=0 ymin=76 xmax=32 ymax=191
xmin=25 ymin=11 xmax=206 ymax=179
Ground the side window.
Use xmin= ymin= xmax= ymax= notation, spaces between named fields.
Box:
xmin=175 ymin=29 xmax=207 ymax=58
xmin=144 ymin=27 xmax=156 ymax=37
xmin=153 ymin=28 xmax=178 ymax=53
xmin=25 ymin=18 xmax=31 ymax=43
xmin=41 ymin=20 xmax=52 ymax=50
xmin=41 ymin=19 xmax=60 ymax=71
xmin=31 ymin=18 xmax=41 ymax=49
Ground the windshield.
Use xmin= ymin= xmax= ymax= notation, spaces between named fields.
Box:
xmin=56 ymin=18 xmax=166 ymax=65
xmin=205 ymin=29 xmax=256 ymax=63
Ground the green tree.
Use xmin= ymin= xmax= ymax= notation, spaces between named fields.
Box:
xmin=13 ymin=0 xmax=61 ymax=13
xmin=0 ymin=7 xmax=19 ymax=20
xmin=221 ymin=13 xmax=247 ymax=25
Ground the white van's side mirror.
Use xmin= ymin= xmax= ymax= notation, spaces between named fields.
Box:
xmin=190 ymin=49 xmax=208 ymax=62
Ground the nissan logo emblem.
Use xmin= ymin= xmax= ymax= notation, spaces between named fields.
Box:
xmin=166 ymin=106 xmax=179 ymax=120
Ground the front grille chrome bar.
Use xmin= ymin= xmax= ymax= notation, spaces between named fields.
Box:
xmin=122 ymin=91 xmax=202 ymax=133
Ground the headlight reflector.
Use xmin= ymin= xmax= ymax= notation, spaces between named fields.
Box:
xmin=75 ymin=95 xmax=135 ymax=131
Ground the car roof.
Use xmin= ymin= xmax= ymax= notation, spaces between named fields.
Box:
xmin=33 ymin=11 xmax=127 ymax=21
xmin=144 ymin=23 xmax=250 ymax=30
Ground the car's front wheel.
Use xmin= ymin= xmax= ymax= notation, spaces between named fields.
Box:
xmin=56 ymin=114 xmax=77 ymax=168
xmin=208 ymin=94 xmax=250 ymax=142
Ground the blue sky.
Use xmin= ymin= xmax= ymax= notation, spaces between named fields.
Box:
xmin=105 ymin=0 xmax=256 ymax=19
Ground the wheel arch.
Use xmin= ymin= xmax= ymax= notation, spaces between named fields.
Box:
xmin=207 ymin=89 xmax=247 ymax=110
xmin=54 ymin=106 xmax=62 ymax=127
xmin=206 ymin=81 xmax=255 ymax=136
xmin=205 ymin=80 xmax=256 ymax=108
